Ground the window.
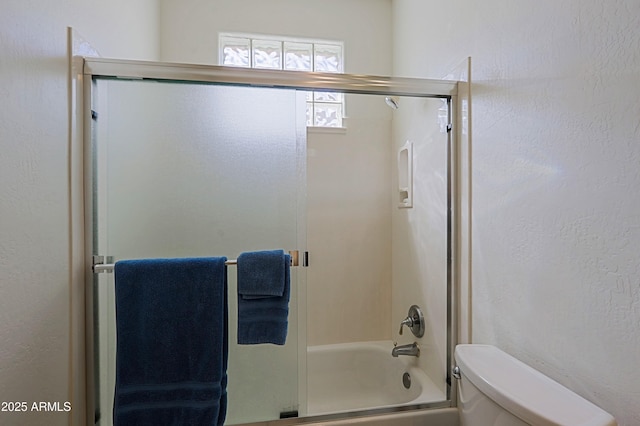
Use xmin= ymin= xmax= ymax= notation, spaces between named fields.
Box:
xmin=219 ymin=33 xmax=344 ymax=128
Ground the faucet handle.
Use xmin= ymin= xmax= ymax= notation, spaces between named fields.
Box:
xmin=399 ymin=317 xmax=413 ymax=335
xmin=398 ymin=305 xmax=425 ymax=338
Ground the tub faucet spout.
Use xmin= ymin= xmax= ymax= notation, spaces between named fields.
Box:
xmin=392 ymin=342 xmax=420 ymax=357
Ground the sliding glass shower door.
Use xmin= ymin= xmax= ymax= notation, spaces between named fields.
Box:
xmin=91 ymin=78 xmax=307 ymax=425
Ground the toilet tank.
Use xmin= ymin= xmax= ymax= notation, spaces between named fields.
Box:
xmin=454 ymin=345 xmax=617 ymax=426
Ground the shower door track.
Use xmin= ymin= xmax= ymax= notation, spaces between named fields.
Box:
xmin=83 ymin=58 xmax=457 ymax=98
xmin=82 ymin=57 xmax=462 ymax=425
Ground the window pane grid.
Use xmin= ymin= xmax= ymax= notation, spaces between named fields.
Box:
xmin=220 ymin=34 xmax=344 ymax=127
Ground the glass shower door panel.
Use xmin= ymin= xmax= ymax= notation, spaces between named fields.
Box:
xmin=391 ymin=96 xmax=449 ymax=398
xmin=94 ymin=79 xmax=305 ymax=425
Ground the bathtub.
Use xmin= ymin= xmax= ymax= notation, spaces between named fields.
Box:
xmin=306 ymin=341 xmax=446 ymax=416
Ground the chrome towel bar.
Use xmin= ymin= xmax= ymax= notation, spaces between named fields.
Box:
xmin=92 ymin=250 xmax=302 ymax=273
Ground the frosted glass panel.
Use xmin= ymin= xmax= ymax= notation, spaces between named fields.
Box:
xmin=314 ymin=44 xmax=343 ymax=72
xmin=253 ymin=39 xmax=282 ymax=69
xmin=221 ymin=36 xmax=251 ymax=67
xmin=313 ymin=102 xmax=343 ymax=127
xmin=93 ymin=79 xmax=305 ymax=425
xmin=284 ymin=42 xmax=312 ymax=71
xmin=314 ymin=91 xmax=342 ymax=103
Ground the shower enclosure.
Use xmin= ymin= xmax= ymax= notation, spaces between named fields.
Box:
xmin=83 ymin=58 xmax=461 ymax=425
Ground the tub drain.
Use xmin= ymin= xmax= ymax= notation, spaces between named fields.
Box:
xmin=402 ymin=372 xmax=411 ymax=389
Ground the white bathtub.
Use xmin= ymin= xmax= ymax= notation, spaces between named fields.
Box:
xmin=306 ymin=341 xmax=446 ymax=416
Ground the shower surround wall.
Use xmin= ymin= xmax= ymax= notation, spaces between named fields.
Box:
xmin=393 ymin=1 xmax=640 ymax=424
xmin=307 ymin=96 xmax=392 ymax=345
xmin=159 ymin=0 xmax=395 ymax=345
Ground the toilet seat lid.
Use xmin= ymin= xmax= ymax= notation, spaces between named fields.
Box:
xmin=454 ymin=345 xmax=617 ymax=426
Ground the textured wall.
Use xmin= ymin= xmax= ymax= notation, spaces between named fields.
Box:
xmin=0 ymin=2 xmax=158 ymax=425
xmin=393 ymin=0 xmax=640 ymax=424
xmin=159 ymin=0 xmax=392 ymax=75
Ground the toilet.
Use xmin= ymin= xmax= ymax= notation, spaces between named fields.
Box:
xmin=454 ymin=344 xmax=617 ymax=426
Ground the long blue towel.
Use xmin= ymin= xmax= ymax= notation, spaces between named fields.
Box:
xmin=237 ymin=250 xmax=290 ymax=345
xmin=113 ymin=257 xmax=228 ymax=426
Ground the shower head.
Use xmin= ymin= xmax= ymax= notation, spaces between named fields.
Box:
xmin=385 ymin=96 xmax=399 ymax=110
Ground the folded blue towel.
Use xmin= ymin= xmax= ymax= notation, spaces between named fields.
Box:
xmin=113 ymin=257 xmax=228 ymax=426
xmin=237 ymin=249 xmax=287 ymax=298
xmin=237 ymin=250 xmax=290 ymax=345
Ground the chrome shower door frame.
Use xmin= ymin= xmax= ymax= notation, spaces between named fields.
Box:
xmin=82 ymin=57 xmax=463 ymax=425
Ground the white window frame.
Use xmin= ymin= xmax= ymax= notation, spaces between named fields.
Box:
xmin=219 ymin=32 xmax=345 ymax=129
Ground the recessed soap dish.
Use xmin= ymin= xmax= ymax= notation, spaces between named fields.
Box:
xmin=398 ymin=140 xmax=413 ymax=208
